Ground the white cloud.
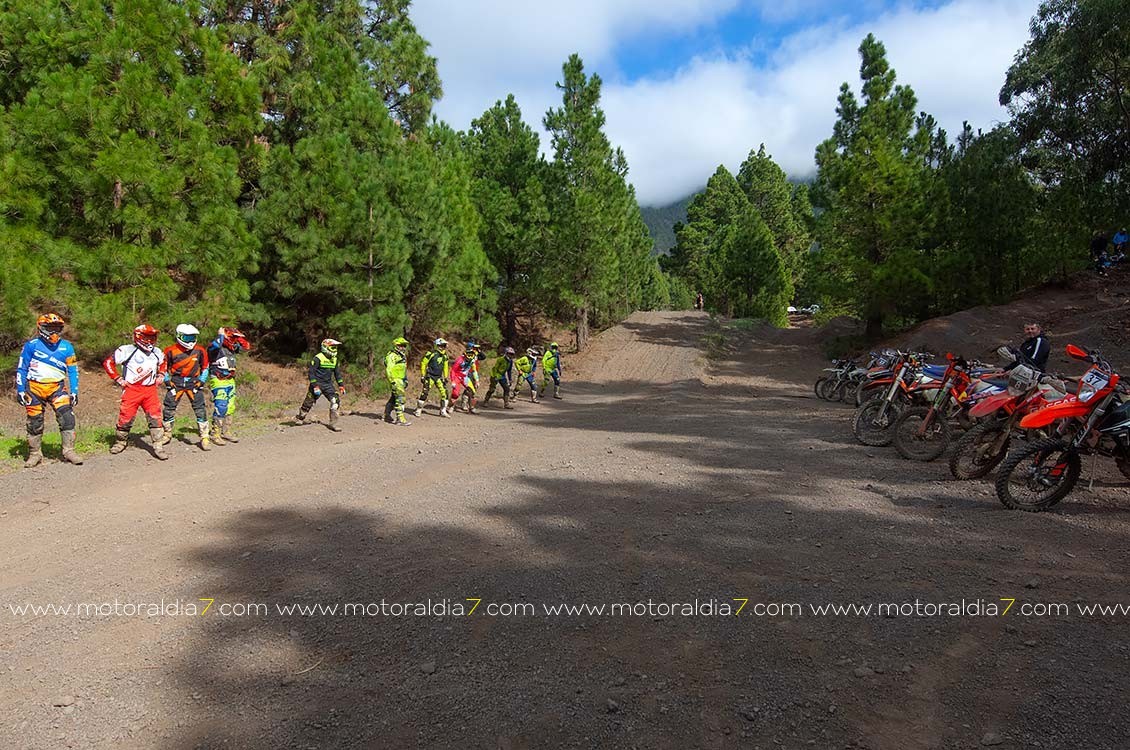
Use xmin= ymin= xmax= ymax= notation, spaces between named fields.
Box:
xmin=412 ymin=0 xmax=1041 ymax=206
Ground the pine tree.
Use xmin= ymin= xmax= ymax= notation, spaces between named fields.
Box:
xmin=737 ymin=145 xmax=809 ymax=283
xmin=813 ymin=34 xmax=940 ymax=337
xmin=724 ymin=204 xmax=792 ymax=325
xmin=465 ymin=95 xmax=552 ymax=343
xmin=665 ymin=165 xmax=748 ymax=314
xmin=543 ymin=54 xmax=640 ymax=349
xmin=0 ymin=0 xmax=262 ymax=355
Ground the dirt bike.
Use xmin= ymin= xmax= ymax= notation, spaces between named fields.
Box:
xmin=890 ymin=353 xmax=972 ymax=461
xmin=949 ymin=364 xmax=1070 ymax=480
xmin=995 ymin=345 xmax=1130 ymax=511
xmin=851 ymin=351 xmax=933 ymax=446
xmin=815 ymin=359 xmax=860 ymax=401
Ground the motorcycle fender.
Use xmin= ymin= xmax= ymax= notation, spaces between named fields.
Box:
xmin=1018 ymin=398 xmax=1088 ymax=429
xmin=969 ymin=392 xmax=1014 ymax=419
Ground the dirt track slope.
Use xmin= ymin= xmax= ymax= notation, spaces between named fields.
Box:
xmin=2 ymin=311 xmax=1128 ymax=749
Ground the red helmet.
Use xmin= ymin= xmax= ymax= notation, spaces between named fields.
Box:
xmin=36 ymin=313 xmax=65 ymax=345
xmin=219 ymin=326 xmax=251 ymax=352
xmin=133 ymin=324 xmax=159 ymax=352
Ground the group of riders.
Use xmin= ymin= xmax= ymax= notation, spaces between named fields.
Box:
xmin=13 ymin=313 xmax=562 ymax=467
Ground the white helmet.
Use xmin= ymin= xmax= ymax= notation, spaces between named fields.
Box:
xmin=526 ymin=347 xmax=538 ymax=357
xmin=434 ymin=338 xmax=447 ymax=348
xmin=175 ymin=323 xmax=200 ymax=349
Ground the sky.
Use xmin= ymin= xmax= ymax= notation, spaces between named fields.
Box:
xmin=410 ymin=0 xmax=1041 ymax=207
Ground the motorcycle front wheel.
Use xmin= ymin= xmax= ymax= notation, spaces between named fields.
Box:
xmin=995 ymin=438 xmax=1080 ymax=511
xmin=948 ymin=419 xmax=1008 ymax=479
xmin=893 ymin=406 xmax=951 ymax=462
xmin=852 ymin=397 xmax=902 ymax=447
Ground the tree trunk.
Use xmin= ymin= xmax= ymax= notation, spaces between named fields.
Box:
xmin=575 ymin=306 xmax=590 ymax=352
xmin=504 ymin=307 xmax=518 ymax=345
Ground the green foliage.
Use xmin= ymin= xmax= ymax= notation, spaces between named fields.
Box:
xmin=813 ymin=34 xmax=941 ymax=337
xmin=723 ymin=205 xmax=792 ymax=325
xmin=1001 ymin=0 xmax=1130 ymax=217
xmin=542 ymin=55 xmax=657 ymax=347
xmin=0 ymin=0 xmax=262 ymax=356
xmin=465 ymin=95 xmax=552 ymax=342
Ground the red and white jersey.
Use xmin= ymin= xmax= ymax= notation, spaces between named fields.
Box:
xmin=104 ymin=345 xmax=165 ymax=386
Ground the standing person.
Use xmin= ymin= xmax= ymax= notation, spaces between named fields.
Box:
xmin=383 ymin=336 xmax=412 ymax=426
xmin=1090 ymin=231 xmax=1111 ymax=276
xmin=103 ymin=324 xmax=168 ymax=459
xmin=695 ymin=291 xmax=704 ymax=310
xmin=1005 ymin=322 xmax=1050 ymax=372
xmin=541 ymin=342 xmax=564 ymax=400
xmin=482 ymin=347 xmax=516 ymax=409
xmin=207 ymin=327 xmax=251 ymax=445
xmin=160 ymin=324 xmax=211 ymax=451
xmin=295 ymin=338 xmax=345 ymax=431
xmin=450 ymin=341 xmax=481 ymax=413
xmin=512 ymin=347 xmax=540 ymax=403
xmin=15 ymin=313 xmax=82 ymax=467
xmin=415 ymin=338 xmax=451 ymax=418
xmin=1113 ymin=228 xmax=1129 ymax=257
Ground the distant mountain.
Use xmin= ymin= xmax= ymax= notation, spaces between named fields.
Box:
xmin=640 ymin=193 xmax=696 ymax=255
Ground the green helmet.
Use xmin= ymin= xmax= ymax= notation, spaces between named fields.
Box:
xmin=393 ymin=336 xmax=409 ymax=350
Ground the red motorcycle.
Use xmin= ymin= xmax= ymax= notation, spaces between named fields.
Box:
xmin=892 ymin=353 xmax=994 ymax=461
xmin=995 ymin=345 xmax=1130 ymax=511
xmin=948 ymin=365 xmax=1070 ymax=479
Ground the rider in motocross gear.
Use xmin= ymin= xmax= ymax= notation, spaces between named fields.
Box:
xmin=296 ymin=338 xmax=344 ymax=431
xmin=207 ymin=327 xmax=251 ymax=445
xmin=483 ymin=347 xmax=516 ymax=409
xmin=384 ymin=336 xmax=411 ymax=426
xmin=103 ymin=324 xmax=168 ymax=459
xmin=16 ymin=313 xmax=82 ymax=467
xmin=416 ymin=338 xmax=451 ymax=418
xmin=161 ymin=324 xmax=211 ymax=451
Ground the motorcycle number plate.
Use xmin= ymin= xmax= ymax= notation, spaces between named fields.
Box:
xmin=1082 ymin=369 xmax=1109 ymax=390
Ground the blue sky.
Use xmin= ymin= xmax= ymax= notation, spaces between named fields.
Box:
xmin=411 ymin=0 xmax=1041 ymax=205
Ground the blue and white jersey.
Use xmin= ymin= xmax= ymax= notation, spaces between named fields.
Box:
xmin=16 ymin=338 xmax=80 ymax=394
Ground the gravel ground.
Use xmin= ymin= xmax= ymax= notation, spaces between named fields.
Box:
xmin=1 ymin=310 xmax=1128 ymax=750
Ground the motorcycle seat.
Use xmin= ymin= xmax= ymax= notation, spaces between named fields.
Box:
xmin=983 ymin=378 xmax=1009 ymax=390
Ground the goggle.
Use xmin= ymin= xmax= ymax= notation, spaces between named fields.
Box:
xmin=180 ymin=334 xmax=198 ymax=343
xmin=41 ymin=323 xmax=64 ymax=333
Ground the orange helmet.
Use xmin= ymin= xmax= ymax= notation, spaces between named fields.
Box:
xmin=133 ymin=324 xmax=159 ymax=352
xmin=37 ymin=313 xmax=66 ymax=345
xmin=218 ymin=327 xmax=251 ymax=352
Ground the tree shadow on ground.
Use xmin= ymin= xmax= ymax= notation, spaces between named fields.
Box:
xmin=167 ymin=465 xmax=1130 ymax=749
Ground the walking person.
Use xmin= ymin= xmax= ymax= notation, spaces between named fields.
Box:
xmin=483 ymin=347 xmax=516 ymax=409
xmin=383 ymin=337 xmax=412 ymax=426
xmin=415 ymin=338 xmax=452 ymax=418
xmin=295 ymin=338 xmax=345 ymax=431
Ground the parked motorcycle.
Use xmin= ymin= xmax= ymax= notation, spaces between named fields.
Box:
xmin=851 ymin=351 xmax=932 ymax=446
xmin=995 ymin=345 xmax=1130 ymax=511
xmin=948 ymin=362 xmax=1070 ymax=479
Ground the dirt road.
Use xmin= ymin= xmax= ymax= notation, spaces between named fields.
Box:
xmin=2 ymin=311 xmax=1128 ymax=749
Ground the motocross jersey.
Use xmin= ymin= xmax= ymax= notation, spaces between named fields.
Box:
xmin=207 ymin=339 xmax=238 ymax=378
xmin=17 ymin=338 xmax=79 ymax=396
xmin=386 ymin=349 xmax=408 ymax=383
xmin=163 ymin=344 xmax=209 ymax=386
xmin=452 ymin=354 xmax=478 ymax=384
xmin=421 ymin=350 xmax=450 ymax=379
xmin=491 ymin=356 xmax=514 ymax=379
xmin=515 ymin=355 xmax=537 ymax=375
xmin=542 ymin=349 xmax=561 ymax=374
xmin=103 ymin=345 xmax=165 ymax=386
xmin=309 ymin=352 xmax=343 ymax=391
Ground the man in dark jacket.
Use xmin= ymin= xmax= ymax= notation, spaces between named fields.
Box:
xmin=1006 ymin=322 xmax=1050 ymax=372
